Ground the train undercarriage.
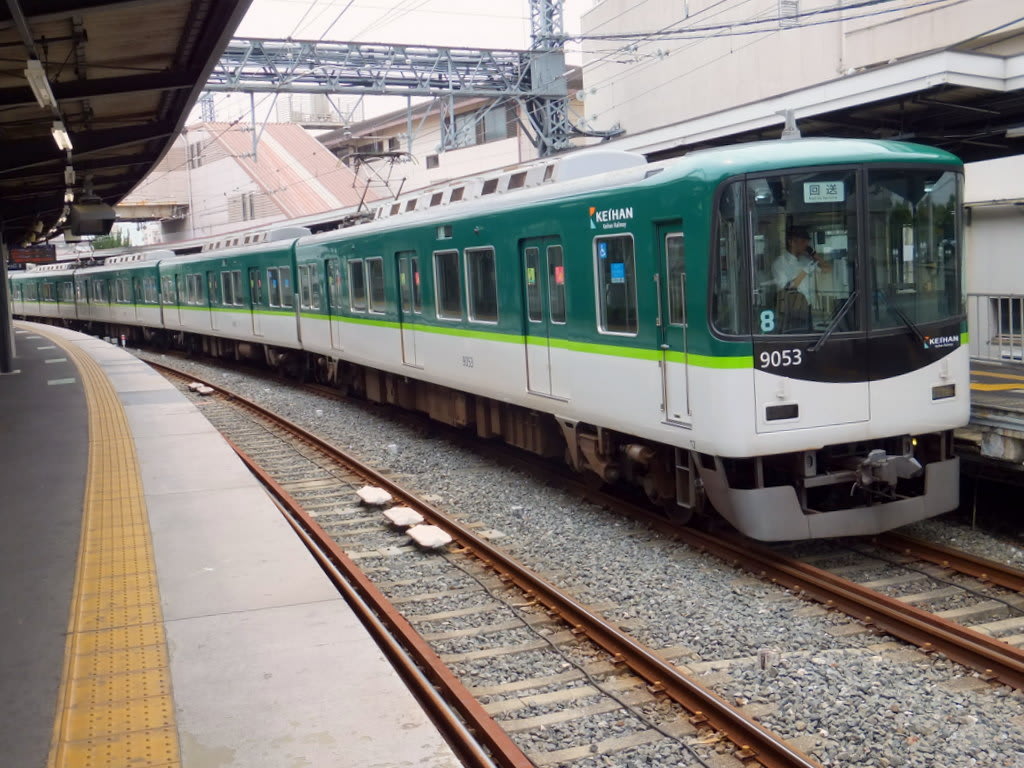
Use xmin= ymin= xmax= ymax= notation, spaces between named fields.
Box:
xmin=53 ymin=319 xmax=960 ymax=541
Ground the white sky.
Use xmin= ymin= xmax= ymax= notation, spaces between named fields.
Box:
xmin=205 ymin=0 xmax=589 ymax=123
xmin=236 ymin=0 xmax=588 ymax=51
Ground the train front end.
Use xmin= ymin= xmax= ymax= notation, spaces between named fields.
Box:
xmin=703 ymin=144 xmax=968 ymax=540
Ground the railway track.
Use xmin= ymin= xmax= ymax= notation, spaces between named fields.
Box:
xmin=141 ymin=351 xmax=1024 ymax=766
xmin=154 ymin=362 xmax=822 ymax=768
xmin=693 ymin=532 xmax=1024 ymax=692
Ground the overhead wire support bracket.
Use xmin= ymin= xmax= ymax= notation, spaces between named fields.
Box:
xmin=206 ymin=38 xmax=566 ymax=100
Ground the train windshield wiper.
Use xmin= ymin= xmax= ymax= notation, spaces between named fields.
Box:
xmin=876 ymin=290 xmax=926 ymax=346
xmin=810 ymin=290 xmax=858 ymax=353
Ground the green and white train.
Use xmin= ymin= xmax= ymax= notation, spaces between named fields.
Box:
xmin=10 ymin=138 xmax=969 ymax=540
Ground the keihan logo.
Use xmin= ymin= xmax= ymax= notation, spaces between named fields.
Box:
xmin=589 ymin=205 xmax=634 ymax=230
xmin=923 ymin=335 xmax=959 ymax=349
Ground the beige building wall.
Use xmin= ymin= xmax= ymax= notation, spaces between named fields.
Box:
xmin=334 ymin=92 xmax=587 ymax=199
xmin=579 ymin=0 xmax=1021 ymax=138
xmin=121 ymin=136 xmax=189 ymax=206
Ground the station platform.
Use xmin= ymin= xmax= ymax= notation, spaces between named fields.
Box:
xmin=960 ymin=359 xmax=1024 ymax=480
xmin=0 ymin=321 xmax=462 ymax=768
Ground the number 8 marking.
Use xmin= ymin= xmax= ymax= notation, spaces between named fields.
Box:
xmin=760 ymin=309 xmax=775 ymax=334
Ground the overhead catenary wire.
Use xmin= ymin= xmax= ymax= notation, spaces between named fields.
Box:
xmin=127 ymin=0 xmax=1005 ymax=239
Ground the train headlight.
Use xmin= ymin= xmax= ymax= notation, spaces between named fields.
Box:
xmin=932 ymin=384 xmax=956 ymax=400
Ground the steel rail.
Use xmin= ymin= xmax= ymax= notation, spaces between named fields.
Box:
xmin=538 ymin=476 xmax=1024 ymax=692
xmin=873 ymin=532 xmax=1024 ymax=593
xmin=701 ymin=532 xmax=1024 ymax=691
xmin=154 ymin=363 xmax=823 ymax=768
xmin=153 ymin=365 xmax=532 ymax=768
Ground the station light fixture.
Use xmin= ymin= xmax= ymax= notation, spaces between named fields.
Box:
xmin=51 ymin=120 xmax=73 ymax=151
xmin=24 ymin=59 xmax=57 ymax=110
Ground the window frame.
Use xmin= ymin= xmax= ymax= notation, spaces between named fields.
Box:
xmin=267 ymin=266 xmax=294 ymax=309
xmin=348 ymin=259 xmax=367 ymax=312
xmin=326 ymin=258 xmax=344 ymax=313
xmin=366 ymin=256 xmax=387 ymax=314
xmin=548 ymin=244 xmax=567 ymax=325
xmin=665 ymin=233 xmax=686 ymax=327
xmin=524 ymin=246 xmax=542 ymax=323
xmin=433 ymin=249 xmax=462 ymax=321
xmin=465 ymin=246 xmax=498 ymax=324
xmin=593 ymin=233 xmax=639 ymax=336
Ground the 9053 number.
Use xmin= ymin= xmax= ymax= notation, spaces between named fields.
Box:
xmin=758 ymin=348 xmax=803 ymax=369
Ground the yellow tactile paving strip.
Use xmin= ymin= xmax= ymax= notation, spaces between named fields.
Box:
xmin=971 ymin=368 xmax=1024 ymax=391
xmin=35 ymin=329 xmax=181 ymax=768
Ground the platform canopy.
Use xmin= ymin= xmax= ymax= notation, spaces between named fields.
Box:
xmin=609 ymin=47 xmax=1024 ymax=165
xmin=0 ymin=0 xmax=253 ymax=247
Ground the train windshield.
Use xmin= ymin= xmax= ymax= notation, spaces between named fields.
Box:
xmin=866 ymin=169 xmax=963 ymax=329
xmin=712 ymin=165 xmax=963 ymax=337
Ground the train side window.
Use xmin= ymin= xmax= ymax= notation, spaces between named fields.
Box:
xmin=278 ymin=266 xmax=293 ymax=308
xmin=61 ymin=282 xmax=74 ymax=302
xmin=397 ymin=251 xmax=421 ymax=315
xmin=268 ymin=266 xmax=293 ymax=308
xmin=116 ymin=278 xmax=129 ymax=303
xmin=434 ymin=249 xmax=462 ymax=320
xmin=367 ymin=257 xmax=387 ymax=314
xmin=466 ymin=246 xmax=498 ymax=323
xmin=666 ymin=234 xmax=685 ymax=325
xmin=711 ymin=181 xmax=748 ymax=335
xmin=310 ymin=266 xmax=322 ymax=310
xmin=349 ymin=259 xmax=367 ymax=311
xmin=595 ymin=235 xmax=637 ymax=335
xmin=249 ymin=268 xmax=262 ymax=306
xmin=298 ymin=264 xmax=313 ymax=309
xmin=326 ymin=258 xmax=344 ymax=312
xmin=230 ymin=271 xmax=244 ymax=306
xmin=221 ymin=271 xmax=236 ymax=306
xmin=188 ymin=273 xmax=205 ymax=304
xmin=411 ymin=257 xmax=422 ymax=313
xmin=268 ymin=268 xmax=282 ymax=307
xmin=143 ymin=277 xmax=158 ymax=304
xmin=525 ymin=247 xmax=541 ymax=322
xmin=548 ymin=245 xmax=566 ymax=324
xmin=161 ymin=276 xmax=175 ymax=304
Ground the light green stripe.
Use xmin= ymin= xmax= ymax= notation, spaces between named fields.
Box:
xmin=171 ymin=307 xmax=754 ymax=369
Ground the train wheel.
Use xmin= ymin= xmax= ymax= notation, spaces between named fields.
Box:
xmin=662 ymin=499 xmax=694 ymax=526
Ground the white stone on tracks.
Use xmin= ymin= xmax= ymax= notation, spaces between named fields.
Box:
xmin=383 ymin=506 xmax=424 ymax=527
xmin=357 ymin=485 xmax=393 ymax=506
xmin=406 ymin=524 xmax=452 ymax=549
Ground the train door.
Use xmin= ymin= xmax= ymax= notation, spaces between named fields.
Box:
xmin=131 ymin=276 xmax=141 ymax=322
xmin=206 ymin=271 xmax=218 ymax=329
xmin=248 ymin=267 xmax=263 ymax=336
xmin=657 ymin=224 xmax=690 ymax=424
xmin=396 ymin=252 xmax=422 ymax=367
xmin=521 ymin=237 xmax=568 ymax=398
xmin=325 ymin=258 xmax=344 ymax=351
xmin=173 ymin=274 xmax=184 ymax=326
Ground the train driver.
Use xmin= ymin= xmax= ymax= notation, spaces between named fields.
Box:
xmin=772 ymin=225 xmax=832 ymax=301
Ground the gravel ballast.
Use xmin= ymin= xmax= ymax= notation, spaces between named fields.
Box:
xmin=139 ymin=351 xmax=1024 ymax=768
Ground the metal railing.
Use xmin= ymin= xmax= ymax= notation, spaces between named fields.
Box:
xmin=968 ymin=293 xmax=1024 ymax=364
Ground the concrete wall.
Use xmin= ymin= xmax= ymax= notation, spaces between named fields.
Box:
xmin=579 ymin=0 xmax=1022 ymax=138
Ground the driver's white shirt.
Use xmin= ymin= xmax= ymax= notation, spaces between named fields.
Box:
xmin=772 ymin=250 xmax=815 ymax=301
